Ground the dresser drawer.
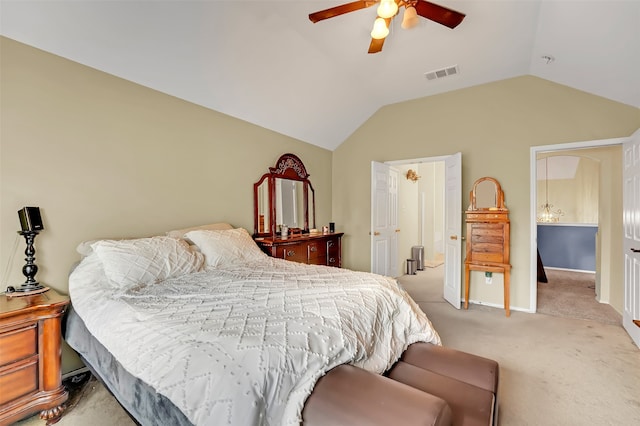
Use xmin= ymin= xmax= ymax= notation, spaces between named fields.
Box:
xmin=276 ymin=244 xmax=308 ymax=263
xmin=0 ymin=324 xmax=37 ymax=366
xmin=326 ymin=238 xmax=340 ymax=267
xmin=307 ymin=241 xmax=323 ymax=261
xmin=470 ymin=223 xmax=504 ymax=239
xmin=466 ymin=212 xmax=508 ymax=222
xmin=470 ymin=250 xmax=505 ymax=264
xmin=0 ymin=358 xmax=38 ymax=405
xmin=326 ymin=238 xmax=339 ymax=256
xmin=256 ymin=233 xmax=343 ymax=268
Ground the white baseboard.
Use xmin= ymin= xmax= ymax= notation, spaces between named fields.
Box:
xmin=544 ymin=266 xmax=595 ymax=274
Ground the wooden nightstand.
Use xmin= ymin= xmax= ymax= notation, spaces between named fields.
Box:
xmin=0 ymin=288 xmax=69 ymax=425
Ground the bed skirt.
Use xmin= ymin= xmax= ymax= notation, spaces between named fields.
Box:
xmin=63 ymin=306 xmax=193 ymax=426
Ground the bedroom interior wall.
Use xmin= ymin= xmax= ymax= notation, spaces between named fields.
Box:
xmin=332 ymin=75 xmax=640 ymax=313
xmin=536 ymin=155 xmax=600 ymax=224
xmin=1 ymin=37 xmax=333 ymax=372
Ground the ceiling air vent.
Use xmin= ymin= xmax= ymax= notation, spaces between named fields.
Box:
xmin=424 ymin=65 xmax=459 ymax=81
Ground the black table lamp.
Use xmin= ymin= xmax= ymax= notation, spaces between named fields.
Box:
xmin=6 ymin=207 xmax=48 ymax=296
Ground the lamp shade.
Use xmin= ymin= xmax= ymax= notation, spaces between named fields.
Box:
xmin=377 ymin=0 xmax=398 ymax=19
xmin=401 ymin=6 xmax=420 ymax=29
xmin=371 ymin=17 xmax=389 ymax=39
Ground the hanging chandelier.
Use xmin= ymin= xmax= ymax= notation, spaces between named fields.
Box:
xmin=537 ymin=157 xmax=563 ymax=223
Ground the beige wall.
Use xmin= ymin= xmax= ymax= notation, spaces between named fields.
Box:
xmin=1 ymin=37 xmax=332 ymax=371
xmin=537 ymin=156 xmax=600 ymax=224
xmin=332 ymin=76 xmax=640 ymax=313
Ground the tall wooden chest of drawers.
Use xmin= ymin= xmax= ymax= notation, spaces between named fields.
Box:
xmin=464 ymin=177 xmax=511 ymax=317
xmin=0 ymin=289 xmax=69 ymax=425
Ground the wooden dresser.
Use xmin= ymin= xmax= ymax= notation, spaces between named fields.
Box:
xmin=255 ymin=233 xmax=343 ymax=267
xmin=0 ymin=289 xmax=69 ymax=425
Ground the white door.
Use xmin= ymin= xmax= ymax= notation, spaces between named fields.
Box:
xmin=443 ymin=153 xmax=462 ymax=308
xmin=371 ymin=161 xmax=399 ymax=277
xmin=623 ymin=129 xmax=640 ymax=348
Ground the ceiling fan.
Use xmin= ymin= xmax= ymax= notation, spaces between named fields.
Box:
xmin=308 ymin=0 xmax=465 ymax=54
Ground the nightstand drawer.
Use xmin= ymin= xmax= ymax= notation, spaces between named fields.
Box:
xmin=0 ymin=324 xmax=37 ymax=365
xmin=0 ymin=358 xmax=38 ymax=405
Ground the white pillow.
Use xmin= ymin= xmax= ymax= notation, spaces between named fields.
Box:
xmin=76 ymin=239 xmax=101 ymax=257
xmin=185 ymin=228 xmax=266 ymax=268
xmin=166 ymin=222 xmax=234 ymax=239
xmin=91 ymin=236 xmax=204 ymax=289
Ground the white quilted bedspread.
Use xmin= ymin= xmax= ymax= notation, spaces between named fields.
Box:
xmin=69 ymin=255 xmax=440 ymax=425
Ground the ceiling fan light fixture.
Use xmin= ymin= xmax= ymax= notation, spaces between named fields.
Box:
xmin=401 ymin=5 xmax=419 ymax=29
xmin=377 ymin=0 xmax=398 ymax=19
xmin=371 ymin=17 xmax=389 ymax=39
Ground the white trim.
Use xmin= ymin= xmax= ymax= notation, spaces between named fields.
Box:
xmin=466 ymin=299 xmax=530 ymax=314
xmin=544 ymin=266 xmax=596 ymax=274
xmin=537 ymin=223 xmax=598 ymax=227
xmin=385 ymin=155 xmax=451 ymax=165
xmin=530 ymin=136 xmax=626 ymax=313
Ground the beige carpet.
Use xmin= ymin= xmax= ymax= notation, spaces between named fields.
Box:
xmin=424 ymin=259 xmax=444 ymax=268
xmin=537 ymin=268 xmax=622 ymax=325
xmin=15 ymin=372 xmax=134 ymax=426
xmin=398 ymin=267 xmax=640 ymax=425
xmin=17 ymin=266 xmax=640 ymax=426
xmin=424 ymin=253 xmax=444 ymax=268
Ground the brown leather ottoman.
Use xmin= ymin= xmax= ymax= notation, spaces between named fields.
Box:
xmin=388 ymin=343 xmax=499 ymax=426
xmin=302 ymin=364 xmax=452 ymax=425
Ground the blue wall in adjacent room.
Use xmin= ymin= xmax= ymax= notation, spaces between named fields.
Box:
xmin=537 ymin=224 xmax=598 ymax=272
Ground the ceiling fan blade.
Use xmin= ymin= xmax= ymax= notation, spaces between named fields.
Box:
xmin=414 ymin=0 xmax=466 ymax=29
xmin=368 ymin=37 xmax=385 ymax=54
xmin=368 ymin=16 xmax=391 ymax=54
xmin=309 ymin=1 xmax=378 ymax=23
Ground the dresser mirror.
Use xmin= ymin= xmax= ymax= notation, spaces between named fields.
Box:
xmin=253 ymin=153 xmax=315 ymax=237
xmin=468 ymin=177 xmax=506 ymax=210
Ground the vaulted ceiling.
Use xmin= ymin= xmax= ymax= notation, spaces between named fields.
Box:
xmin=2 ymin=1 xmax=638 ymax=150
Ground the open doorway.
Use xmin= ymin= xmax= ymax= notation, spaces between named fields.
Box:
xmin=395 ymin=161 xmax=446 ymax=272
xmin=535 ymin=152 xmax=621 ymax=323
xmin=530 ymin=140 xmax=625 ymax=318
xmin=391 ymin=160 xmax=448 ymax=306
xmin=373 ymin=154 xmax=459 ymax=304
xmin=372 ymin=153 xmax=462 ymax=308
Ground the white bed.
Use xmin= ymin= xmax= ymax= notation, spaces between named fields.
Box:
xmin=67 ymin=226 xmax=440 ymax=425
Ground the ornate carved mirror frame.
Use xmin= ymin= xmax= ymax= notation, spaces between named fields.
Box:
xmin=253 ymin=153 xmax=315 ymax=238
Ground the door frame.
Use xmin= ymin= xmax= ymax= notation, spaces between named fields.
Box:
xmin=529 ymin=137 xmax=626 ymax=312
